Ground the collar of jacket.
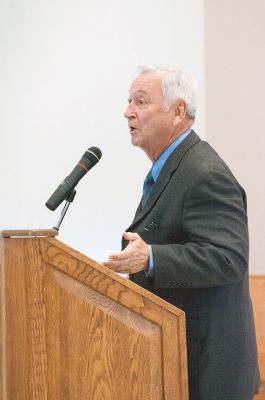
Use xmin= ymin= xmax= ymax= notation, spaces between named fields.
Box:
xmin=127 ymin=130 xmax=201 ymax=231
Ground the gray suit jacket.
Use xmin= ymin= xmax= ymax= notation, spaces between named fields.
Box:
xmin=123 ymin=131 xmax=260 ymax=400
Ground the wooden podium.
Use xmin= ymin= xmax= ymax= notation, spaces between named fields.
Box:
xmin=0 ymin=230 xmax=188 ymax=400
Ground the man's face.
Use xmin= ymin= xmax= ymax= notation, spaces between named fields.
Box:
xmin=124 ymin=72 xmax=174 ymax=159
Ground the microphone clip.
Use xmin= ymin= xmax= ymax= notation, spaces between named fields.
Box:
xmin=53 ymin=190 xmax=77 ymax=232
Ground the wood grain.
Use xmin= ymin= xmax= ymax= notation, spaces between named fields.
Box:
xmin=0 ymin=233 xmax=188 ymax=400
xmin=4 ymin=237 xmax=48 ymax=399
xmin=43 ymin=238 xmax=185 ymax=332
xmin=162 ymin=310 xmax=188 ymax=400
xmin=2 ymin=231 xmax=263 ymax=400
xmin=0 ymin=238 xmax=5 ymax=400
xmin=45 ymin=267 xmax=163 ymax=399
xmin=0 ymin=229 xmax=57 ymax=238
xmin=250 ymin=275 xmax=265 ymax=400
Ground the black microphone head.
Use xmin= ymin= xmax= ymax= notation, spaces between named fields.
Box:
xmin=84 ymin=147 xmax=102 ymax=164
xmin=45 ymin=146 xmax=102 ymax=211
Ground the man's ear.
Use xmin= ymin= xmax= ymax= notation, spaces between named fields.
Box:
xmin=172 ymin=100 xmax=187 ymax=126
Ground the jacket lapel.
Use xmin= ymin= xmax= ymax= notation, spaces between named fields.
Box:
xmin=127 ymin=130 xmax=201 ymax=230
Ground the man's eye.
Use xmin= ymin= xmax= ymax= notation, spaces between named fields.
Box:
xmin=137 ymin=98 xmax=145 ymax=105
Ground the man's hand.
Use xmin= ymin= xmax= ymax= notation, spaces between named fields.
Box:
xmin=103 ymin=232 xmax=150 ymax=274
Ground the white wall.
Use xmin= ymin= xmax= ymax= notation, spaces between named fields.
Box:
xmin=0 ymin=0 xmax=205 ymax=262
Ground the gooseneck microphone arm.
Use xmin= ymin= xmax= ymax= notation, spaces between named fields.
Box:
xmin=53 ymin=190 xmax=77 ymax=231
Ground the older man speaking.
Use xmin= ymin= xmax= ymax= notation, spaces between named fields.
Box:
xmin=104 ymin=65 xmax=260 ymax=400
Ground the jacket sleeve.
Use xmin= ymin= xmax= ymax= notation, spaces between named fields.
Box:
xmin=152 ymin=169 xmax=249 ymax=289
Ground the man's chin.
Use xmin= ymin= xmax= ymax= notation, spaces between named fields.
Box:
xmin=130 ymin=135 xmax=141 ymax=147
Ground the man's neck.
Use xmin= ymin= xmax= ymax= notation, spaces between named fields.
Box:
xmin=147 ymin=119 xmax=194 ymax=162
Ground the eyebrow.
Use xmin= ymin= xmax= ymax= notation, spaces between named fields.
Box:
xmin=133 ymin=90 xmax=148 ymax=95
xmin=128 ymin=90 xmax=149 ymax=101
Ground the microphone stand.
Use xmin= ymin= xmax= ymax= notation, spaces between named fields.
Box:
xmin=53 ymin=190 xmax=76 ymax=231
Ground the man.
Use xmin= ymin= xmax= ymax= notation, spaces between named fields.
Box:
xmin=103 ymin=65 xmax=260 ymax=400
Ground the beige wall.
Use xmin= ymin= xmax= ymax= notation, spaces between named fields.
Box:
xmin=205 ymin=1 xmax=265 ymax=274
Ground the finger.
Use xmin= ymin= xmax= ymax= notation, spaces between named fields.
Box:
xmin=123 ymin=231 xmax=139 ymax=241
xmin=103 ymin=259 xmax=129 ymax=273
xmin=104 ymin=258 xmax=130 ymax=268
xmin=108 ymin=246 xmax=134 ymax=260
xmin=108 ymin=252 xmax=129 ymax=260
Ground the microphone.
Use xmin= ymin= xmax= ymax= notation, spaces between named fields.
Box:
xmin=45 ymin=146 xmax=102 ymax=211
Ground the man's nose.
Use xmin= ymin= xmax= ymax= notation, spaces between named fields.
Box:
xmin=124 ymin=102 xmax=136 ymax=119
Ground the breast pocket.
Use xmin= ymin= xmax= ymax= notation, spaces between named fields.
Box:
xmin=141 ymin=225 xmax=173 ymax=244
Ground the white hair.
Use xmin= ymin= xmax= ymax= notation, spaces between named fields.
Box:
xmin=137 ymin=64 xmax=197 ymax=119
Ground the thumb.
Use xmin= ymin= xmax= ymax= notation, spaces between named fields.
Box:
xmin=123 ymin=231 xmax=139 ymax=242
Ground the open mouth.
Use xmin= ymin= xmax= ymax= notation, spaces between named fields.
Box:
xmin=130 ymin=127 xmax=137 ymax=133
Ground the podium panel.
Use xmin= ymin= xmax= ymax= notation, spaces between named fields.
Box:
xmin=0 ymin=230 xmax=188 ymax=400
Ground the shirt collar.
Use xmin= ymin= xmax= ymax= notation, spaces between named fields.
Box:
xmin=151 ymin=128 xmax=192 ymax=182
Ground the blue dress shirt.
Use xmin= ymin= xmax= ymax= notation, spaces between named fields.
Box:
xmin=146 ymin=128 xmax=192 ymax=277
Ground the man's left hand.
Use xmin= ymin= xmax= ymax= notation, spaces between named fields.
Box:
xmin=103 ymin=232 xmax=150 ymax=274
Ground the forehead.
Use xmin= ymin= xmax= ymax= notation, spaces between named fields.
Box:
xmin=129 ymin=72 xmax=163 ymax=97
